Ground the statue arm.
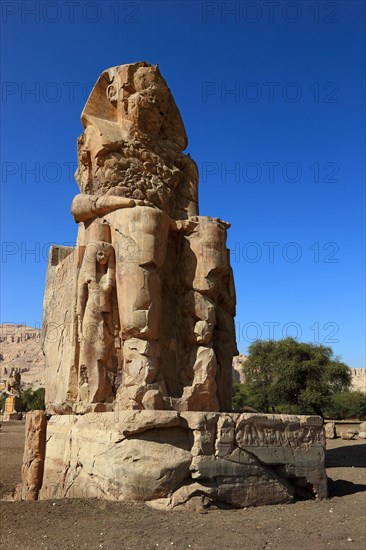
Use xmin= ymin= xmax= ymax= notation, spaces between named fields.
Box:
xmin=169 ymin=217 xmax=231 ymax=234
xmin=71 ymin=194 xmax=140 ymax=222
xmin=77 ymin=275 xmax=88 ymax=316
xmin=107 ymin=252 xmax=116 ymax=288
xmin=169 ymin=218 xmax=198 ymax=233
xmin=76 ymin=277 xmax=88 ymax=341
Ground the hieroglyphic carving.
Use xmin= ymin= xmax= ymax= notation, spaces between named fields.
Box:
xmin=76 ymin=241 xmax=120 ymax=406
xmin=236 ymin=417 xmax=325 ymax=449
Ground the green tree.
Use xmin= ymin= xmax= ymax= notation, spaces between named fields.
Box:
xmin=20 ymin=388 xmax=45 ymax=411
xmin=243 ymin=338 xmax=351 ymax=418
xmin=232 ymin=383 xmax=249 ymax=412
xmin=325 ymin=390 xmax=366 ymax=420
xmin=0 ymin=393 xmax=6 ymax=412
xmin=232 ymin=383 xmax=262 ymax=413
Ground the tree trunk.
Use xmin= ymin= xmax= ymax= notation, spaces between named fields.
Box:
xmin=311 ymin=403 xmax=324 ymax=422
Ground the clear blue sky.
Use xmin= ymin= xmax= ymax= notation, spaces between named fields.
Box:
xmin=1 ymin=1 xmax=365 ymax=368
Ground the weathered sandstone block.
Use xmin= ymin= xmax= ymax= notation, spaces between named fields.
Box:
xmin=324 ymin=421 xmax=337 ymax=439
xmin=16 ymin=411 xmax=47 ymax=500
xmin=358 ymin=421 xmax=366 ymax=439
xmin=37 ymin=412 xmax=327 ymax=509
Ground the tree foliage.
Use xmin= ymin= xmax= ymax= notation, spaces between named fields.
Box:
xmin=324 ymin=390 xmax=366 ymax=420
xmin=232 ymin=383 xmax=251 ymax=412
xmin=239 ymin=338 xmax=351 ymax=418
xmin=20 ymin=388 xmax=45 ymax=411
xmin=0 ymin=393 xmax=6 ymax=412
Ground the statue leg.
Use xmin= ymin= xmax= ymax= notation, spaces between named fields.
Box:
xmin=77 ymin=315 xmax=114 ymax=407
xmin=179 ymin=218 xmax=230 ymax=412
xmin=105 ymin=207 xmax=170 ymax=409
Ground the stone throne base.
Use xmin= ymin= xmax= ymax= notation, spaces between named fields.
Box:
xmin=19 ymin=411 xmax=328 ymax=510
xmin=3 ymin=396 xmax=22 ymax=421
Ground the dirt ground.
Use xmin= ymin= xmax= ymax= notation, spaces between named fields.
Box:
xmin=0 ymin=421 xmax=365 ymax=550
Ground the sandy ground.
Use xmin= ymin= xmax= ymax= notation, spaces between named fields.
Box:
xmin=0 ymin=421 xmax=365 ymax=550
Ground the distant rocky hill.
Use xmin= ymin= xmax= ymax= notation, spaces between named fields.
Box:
xmin=0 ymin=324 xmax=45 ymax=390
xmin=350 ymin=368 xmax=366 ymax=393
xmin=232 ymin=354 xmax=248 ymax=384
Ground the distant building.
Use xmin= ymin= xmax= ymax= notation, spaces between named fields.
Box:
xmin=350 ymin=368 xmax=366 ymax=393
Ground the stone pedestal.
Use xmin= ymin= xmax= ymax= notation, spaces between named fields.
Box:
xmin=3 ymin=396 xmax=22 ymax=421
xmin=23 ymin=411 xmax=328 ymax=510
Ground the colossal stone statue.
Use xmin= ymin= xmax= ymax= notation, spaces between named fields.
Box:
xmin=19 ymin=63 xmax=327 ymax=510
xmin=43 ymin=61 xmax=237 ymax=414
xmin=5 ymin=368 xmax=21 ymax=398
xmin=3 ymin=368 xmax=22 ymax=420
